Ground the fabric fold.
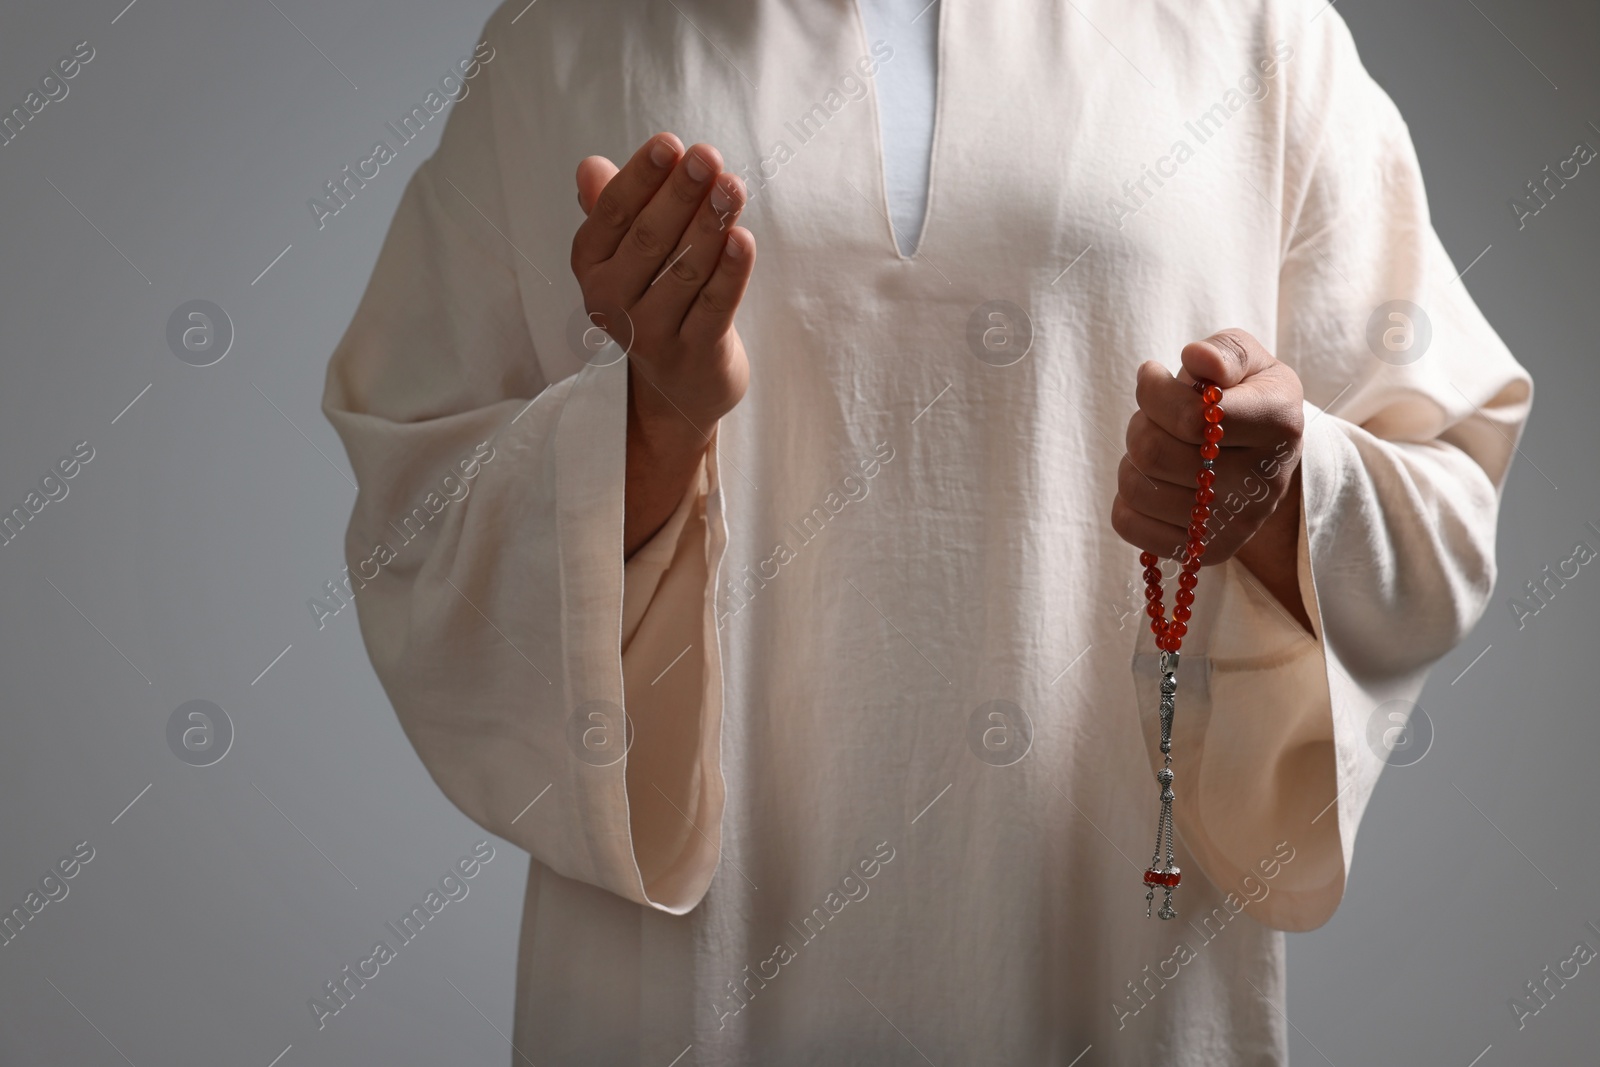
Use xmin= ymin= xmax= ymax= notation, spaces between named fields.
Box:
xmin=322 ymin=58 xmax=730 ymax=916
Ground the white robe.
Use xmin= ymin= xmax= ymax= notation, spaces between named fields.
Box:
xmin=322 ymin=0 xmax=1533 ymax=1062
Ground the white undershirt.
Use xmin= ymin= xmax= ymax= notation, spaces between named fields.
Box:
xmin=856 ymin=0 xmax=938 ymax=256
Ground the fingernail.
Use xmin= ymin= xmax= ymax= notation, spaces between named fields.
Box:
xmin=650 ymin=139 xmax=676 ymax=168
xmin=709 ymin=179 xmax=736 ymax=215
xmin=685 ymin=152 xmax=712 ymax=183
xmin=723 ymin=232 xmax=744 ymax=259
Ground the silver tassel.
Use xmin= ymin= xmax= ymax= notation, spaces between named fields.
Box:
xmin=1145 ymin=649 xmax=1182 ymax=920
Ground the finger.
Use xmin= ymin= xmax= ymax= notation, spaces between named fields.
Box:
xmin=635 ymin=173 xmax=748 ymax=329
xmin=1117 ymin=456 xmax=1203 ymax=529
xmin=680 ymin=226 xmax=756 ymax=350
xmin=1112 ymin=494 xmax=1236 ymax=566
xmin=610 ymin=143 xmax=725 ymax=302
xmin=1135 ymin=361 xmax=1207 ymax=444
xmin=1125 ymin=410 xmax=1209 ymax=486
xmin=1110 ymin=494 xmax=1194 ymax=563
xmin=570 ymin=133 xmax=684 ymax=271
xmin=1180 ymin=327 xmax=1276 ymax=390
xmin=576 ymin=156 xmax=619 ymax=214
xmin=1200 ymin=362 xmax=1305 ymax=448
xmin=1140 ymin=359 xmax=1300 ymax=449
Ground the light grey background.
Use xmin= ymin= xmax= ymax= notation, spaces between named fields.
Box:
xmin=0 ymin=1 xmax=1593 ymax=1064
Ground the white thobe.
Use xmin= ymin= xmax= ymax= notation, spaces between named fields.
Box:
xmin=322 ymin=0 xmax=1533 ymax=1063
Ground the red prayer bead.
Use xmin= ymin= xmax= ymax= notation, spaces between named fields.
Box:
xmin=1137 ymin=382 xmax=1221 ymax=665
xmin=1142 ymin=868 xmax=1183 ymax=888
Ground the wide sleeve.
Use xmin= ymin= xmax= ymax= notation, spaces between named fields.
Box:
xmin=321 ymin=15 xmax=728 ymax=914
xmin=1135 ymin=8 xmax=1533 ymax=930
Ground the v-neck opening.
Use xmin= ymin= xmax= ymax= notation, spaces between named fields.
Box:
xmin=853 ymin=0 xmax=947 ymax=262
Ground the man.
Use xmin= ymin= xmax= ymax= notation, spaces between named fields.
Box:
xmin=323 ymin=0 xmax=1531 ymax=1062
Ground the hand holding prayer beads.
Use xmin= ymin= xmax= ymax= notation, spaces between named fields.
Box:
xmin=1137 ymin=379 xmax=1224 ymax=920
xmin=1110 ymin=328 xmax=1305 ymax=569
xmin=1110 ymin=328 xmax=1312 ymax=915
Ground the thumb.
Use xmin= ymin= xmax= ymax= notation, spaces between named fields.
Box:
xmin=1180 ymin=328 xmax=1276 ymax=389
xmin=575 ymin=155 xmax=620 ymax=214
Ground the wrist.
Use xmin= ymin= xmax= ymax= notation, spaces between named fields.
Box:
xmin=627 ymin=361 xmax=721 ymax=454
xmin=628 ymin=389 xmax=714 ymax=465
xmin=622 ymin=365 xmax=715 ymax=559
xmin=628 ymin=396 xmax=713 ymax=471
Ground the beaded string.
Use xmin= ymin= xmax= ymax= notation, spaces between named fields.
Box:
xmin=1140 ymin=379 xmax=1224 ymax=920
